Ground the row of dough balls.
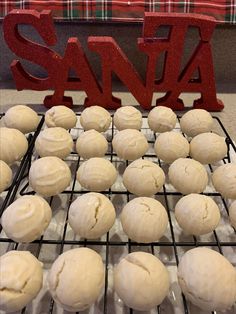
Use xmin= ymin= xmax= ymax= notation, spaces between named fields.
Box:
xmin=1 ymin=247 xmax=236 ymax=313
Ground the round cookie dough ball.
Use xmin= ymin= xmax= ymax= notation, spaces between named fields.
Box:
xmin=123 ymin=159 xmax=165 ymax=196
xmin=175 ymin=194 xmax=220 ymax=235
xmin=0 ymin=160 xmax=12 ymax=193
xmin=48 ymin=248 xmax=104 ymax=312
xmin=121 ymin=197 xmax=168 ymax=243
xmin=80 ymin=106 xmax=111 ymax=132
xmin=148 ymin=106 xmax=177 ymax=133
xmin=77 ymin=158 xmax=117 ymax=191
xmin=168 ymin=158 xmax=208 ymax=194
xmin=154 ymin=132 xmax=189 ymax=164
xmin=1 ymin=195 xmax=52 ymax=243
xmin=4 ymin=105 xmax=39 ymax=134
xmin=68 ymin=193 xmax=115 ymax=239
xmin=112 ymin=129 xmax=148 ymax=160
xmin=45 ymin=105 xmax=77 ymax=130
xmin=114 ymin=106 xmax=142 ymax=130
xmin=0 ymin=250 xmax=43 ymax=312
xmin=29 ymin=156 xmax=71 ymax=197
xmin=178 ymin=247 xmax=236 ymax=311
xmin=114 ymin=252 xmax=170 ymax=311
xmin=35 ymin=127 xmax=73 ymax=159
xmin=180 ymin=109 xmax=213 ymax=137
xmin=212 ymin=163 xmax=236 ymax=199
xmin=0 ymin=127 xmax=28 ymax=165
xmin=190 ymin=132 xmax=227 ymax=164
xmin=76 ymin=130 xmax=108 ymax=159
xmin=229 ymin=201 xmax=236 ymax=229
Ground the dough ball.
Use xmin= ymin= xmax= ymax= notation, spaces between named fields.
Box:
xmin=77 ymin=157 xmax=117 ymax=191
xmin=29 ymin=156 xmax=71 ymax=197
xmin=114 ymin=252 xmax=170 ymax=311
xmin=0 ymin=127 xmax=28 ymax=165
xmin=4 ymin=105 xmax=39 ymax=134
xmin=180 ymin=109 xmax=213 ymax=137
xmin=0 ymin=250 xmax=43 ymax=312
xmin=1 ymin=195 xmax=52 ymax=243
xmin=45 ymin=105 xmax=77 ymax=129
xmin=48 ymin=248 xmax=104 ymax=312
xmin=212 ymin=163 xmax=236 ymax=199
xmin=148 ymin=106 xmax=177 ymax=133
xmin=229 ymin=201 xmax=236 ymax=229
xmin=168 ymin=158 xmax=208 ymax=194
xmin=121 ymin=197 xmax=168 ymax=242
xmin=175 ymin=194 xmax=220 ymax=235
xmin=154 ymin=132 xmax=189 ymax=164
xmin=123 ymin=159 xmax=165 ymax=196
xmin=112 ymin=129 xmax=148 ymax=160
xmin=68 ymin=192 xmax=115 ymax=239
xmin=114 ymin=106 xmax=142 ymax=130
xmin=76 ymin=130 xmax=108 ymax=159
xmin=35 ymin=127 xmax=73 ymax=159
xmin=190 ymin=132 xmax=227 ymax=164
xmin=0 ymin=160 xmax=12 ymax=193
xmin=80 ymin=106 xmax=111 ymax=132
xmin=178 ymin=247 xmax=236 ymax=311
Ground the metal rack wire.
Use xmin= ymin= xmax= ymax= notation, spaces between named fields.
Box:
xmin=0 ymin=112 xmax=235 ymax=314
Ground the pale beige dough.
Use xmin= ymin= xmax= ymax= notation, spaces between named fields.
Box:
xmin=112 ymin=129 xmax=148 ymax=160
xmin=76 ymin=130 xmax=108 ymax=159
xmin=48 ymin=248 xmax=104 ymax=312
xmin=0 ymin=127 xmax=28 ymax=165
xmin=68 ymin=192 xmax=115 ymax=239
xmin=113 ymin=106 xmax=142 ymax=130
xmin=35 ymin=127 xmax=73 ymax=159
xmin=1 ymin=195 xmax=52 ymax=243
xmin=168 ymin=158 xmax=208 ymax=194
xmin=80 ymin=106 xmax=111 ymax=132
xmin=121 ymin=197 xmax=168 ymax=243
xmin=0 ymin=160 xmax=12 ymax=193
xmin=154 ymin=131 xmax=189 ymax=163
xmin=77 ymin=157 xmax=117 ymax=191
xmin=45 ymin=105 xmax=77 ymax=129
xmin=29 ymin=156 xmax=71 ymax=197
xmin=178 ymin=247 xmax=236 ymax=311
xmin=212 ymin=163 xmax=236 ymax=199
xmin=229 ymin=201 xmax=236 ymax=228
xmin=148 ymin=106 xmax=177 ymax=133
xmin=123 ymin=159 xmax=165 ymax=196
xmin=0 ymin=251 xmax=43 ymax=313
xmin=114 ymin=251 xmax=170 ymax=311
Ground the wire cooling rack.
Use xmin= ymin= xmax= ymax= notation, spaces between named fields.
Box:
xmin=0 ymin=112 xmax=236 ymax=314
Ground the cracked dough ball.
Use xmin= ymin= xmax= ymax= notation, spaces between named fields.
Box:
xmin=229 ymin=201 xmax=236 ymax=229
xmin=123 ymin=159 xmax=165 ymax=196
xmin=121 ymin=197 xmax=168 ymax=243
xmin=190 ymin=132 xmax=227 ymax=164
xmin=114 ymin=106 xmax=142 ymax=130
xmin=212 ymin=163 xmax=236 ymax=199
xmin=45 ymin=105 xmax=77 ymax=130
xmin=0 ymin=160 xmax=12 ymax=193
xmin=68 ymin=193 xmax=115 ymax=239
xmin=29 ymin=156 xmax=71 ymax=197
xmin=168 ymin=158 xmax=208 ymax=194
xmin=35 ymin=127 xmax=73 ymax=159
xmin=4 ymin=105 xmax=39 ymax=134
xmin=76 ymin=130 xmax=108 ymax=159
xmin=80 ymin=106 xmax=111 ymax=132
xmin=175 ymin=194 xmax=220 ymax=235
xmin=0 ymin=127 xmax=28 ymax=165
xmin=154 ymin=132 xmax=189 ymax=164
xmin=112 ymin=129 xmax=148 ymax=160
xmin=1 ymin=195 xmax=52 ymax=243
xmin=180 ymin=109 xmax=213 ymax=137
xmin=77 ymin=158 xmax=117 ymax=191
xmin=148 ymin=106 xmax=177 ymax=133
xmin=178 ymin=247 xmax=236 ymax=311
xmin=0 ymin=250 xmax=43 ymax=312
xmin=48 ymin=248 xmax=104 ymax=312
xmin=114 ymin=252 xmax=170 ymax=311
